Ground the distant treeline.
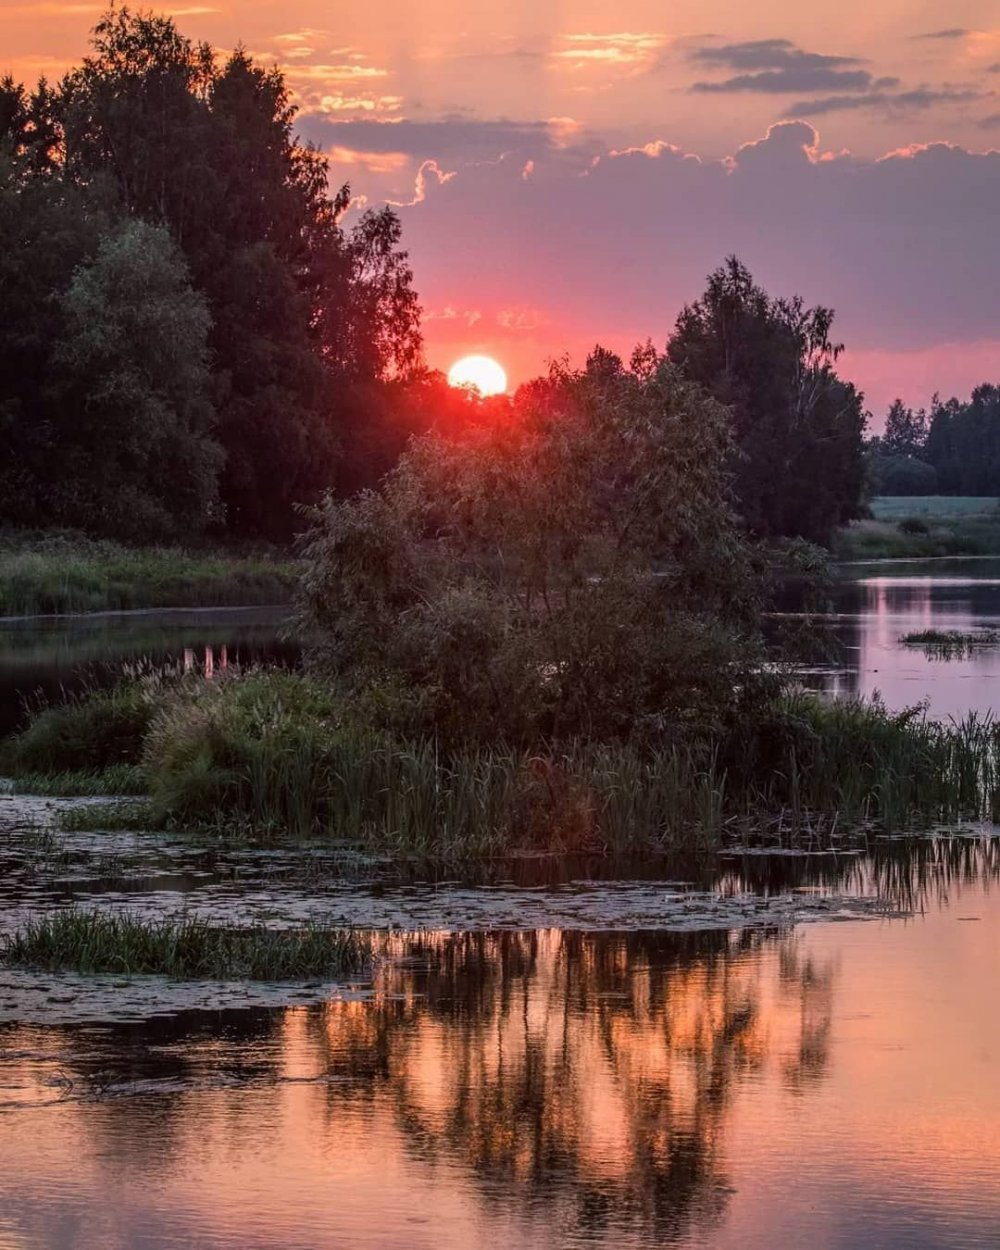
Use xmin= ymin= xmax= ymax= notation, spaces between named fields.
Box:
xmin=2 ymin=9 xmax=870 ymax=545
xmin=869 ymin=387 xmax=1000 ymax=497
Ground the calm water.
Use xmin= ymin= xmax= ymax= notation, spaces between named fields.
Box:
xmin=802 ymin=558 xmax=1000 ymax=719
xmin=0 ymin=847 xmax=998 ymax=1250
xmin=0 ymin=605 xmax=293 ymax=735
xmin=3 ymin=576 xmax=1000 ymax=1248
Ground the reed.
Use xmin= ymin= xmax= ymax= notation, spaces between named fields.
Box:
xmin=8 ymin=668 xmax=1000 ymax=855
xmin=1 ymin=910 xmax=369 ymax=979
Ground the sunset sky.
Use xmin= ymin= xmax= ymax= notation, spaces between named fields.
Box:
xmin=4 ymin=0 xmax=999 ymax=415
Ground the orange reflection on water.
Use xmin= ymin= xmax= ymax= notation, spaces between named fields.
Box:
xmin=1 ymin=882 xmax=999 ymax=1249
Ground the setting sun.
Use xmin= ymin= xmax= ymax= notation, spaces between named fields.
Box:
xmin=447 ymin=354 xmax=508 ymax=397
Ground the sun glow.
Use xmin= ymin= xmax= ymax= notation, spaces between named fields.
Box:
xmin=447 ymin=355 xmax=508 ymax=397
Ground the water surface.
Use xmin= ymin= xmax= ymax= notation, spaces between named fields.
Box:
xmin=1 ymin=848 xmax=997 ymax=1249
xmin=0 ymin=605 xmax=292 ymax=734
xmin=801 ymin=558 xmax=1000 ymax=718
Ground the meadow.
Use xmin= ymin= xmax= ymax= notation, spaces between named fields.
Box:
xmin=0 ymin=532 xmax=299 ymax=616
xmin=837 ymin=496 xmax=1000 ymax=559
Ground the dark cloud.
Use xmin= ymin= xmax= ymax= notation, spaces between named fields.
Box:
xmin=392 ymin=122 xmax=1000 ymax=367
xmin=785 ymin=87 xmax=987 ymax=118
xmin=297 ymin=115 xmax=565 ymax=161
xmin=912 ymin=29 xmax=970 ymax=41
xmin=982 ymin=113 xmax=1000 ymax=128
xmin=692 ymin=67 xmax=882 ymax=94
xmin=690 ymin=38 xmax=862 ymax=72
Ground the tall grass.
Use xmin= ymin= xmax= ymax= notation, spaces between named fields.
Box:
xmin=0 ymin=532 xmax=299 ymax=616
xmin=139 ymin=672 xmax=1000 ymax=853
xmin=1 ymin=910 xmax=369 ymax=979
xmin=835 ymin=514 xmax=1000 ymax=560
xmin=8 ymin=668 xmax=1000 ymax=856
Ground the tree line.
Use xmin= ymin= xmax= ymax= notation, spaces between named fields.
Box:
xmin=1 ymin=9 xmax=870 ymax=544
xmin=0 ymin=8 xmax=420 ymax=539
xmin=869 ymin=387 xmax=1000 ymax=497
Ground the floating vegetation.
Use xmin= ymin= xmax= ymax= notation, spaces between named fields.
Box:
xmin=2 ymin=766 xmax=147 ymax=797
xmin=900 ymin=629 xmax=1000 ymax=660
xmin=1 ymin=911 xmax=369 ymax=980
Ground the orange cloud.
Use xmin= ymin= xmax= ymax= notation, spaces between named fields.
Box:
xmin=326 ymin=147 xmax=409 ymax=174
xmin=555 ymin=32 xmax=667 ymax=72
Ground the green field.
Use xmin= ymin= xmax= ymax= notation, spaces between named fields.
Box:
xmin=0 ymin=532 xmax=299 ymax=617
xmin=835 ymin=496 xmax=1000 ymax=560
xmin=870 ymin=496 xmax=999 ymax=521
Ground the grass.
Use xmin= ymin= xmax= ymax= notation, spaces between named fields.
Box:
xmin=870 ymin=496 xmax=999 ymax=521
xmin=900 ymin=629 xmax=1000 ymax=660
xmin=0 ymin=676 xmax=157 ymax=775
xmin=119 ymin=671 xmax=1000 ymax=849
xmin=836 ymin=496 xmax=1000 ymax=560
xmin=2 ymin=765 xmax=147 ymax=797
xmin=56 ymin=800 xmax=156 ymax=832
xmin=8 ymin=667 xmax=1000 ymax=856
xmin=0 ymin=530 xmax=299 ymax=616
xmin=0 ymin=910 xmax=369 ymax=979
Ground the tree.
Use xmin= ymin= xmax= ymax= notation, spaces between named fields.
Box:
xmin=0 ymin=155 xmax=105 ymax=527
xmin=667 ymin=257 xmax=867 ymax=545
xmin=881 ymin=399 xmax=928 ymax=458
xmin=37 ymin=9 xmax=423 ymax=535
xmin=50 ymin=219 xmax=222 ymax=536
xmin=298 ymin=355 xmax=769 ymax=745
xmin=923 ymin=386 xmax=1000 ymax=496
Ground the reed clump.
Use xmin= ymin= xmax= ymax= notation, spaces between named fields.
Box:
xmin=7 ymin=669 xmax=1000 ymax=856
xmin=140 ymin=672 xmax=1000 ymax=852
xmin=1 ymin=910 xmax=369 ymax=980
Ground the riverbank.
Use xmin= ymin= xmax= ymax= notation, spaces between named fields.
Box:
xmin=0 ymin=531 xmax=299 ymax=615
xmin=4 ymin=667 xmax=998 ymax=856
xmin=834 ymin=495 xmax=1000 ymax=559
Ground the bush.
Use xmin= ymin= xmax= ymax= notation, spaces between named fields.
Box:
xmin=898 ymin=517 xmax=930 ymax=535
xmin=298 ymin=355 xmax=772 ymax=746
xmin=0 ymin=683 xmax=155 ymax=775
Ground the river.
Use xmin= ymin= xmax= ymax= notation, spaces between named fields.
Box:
xmin=1 ymin=565 xmax=999 ymax=1249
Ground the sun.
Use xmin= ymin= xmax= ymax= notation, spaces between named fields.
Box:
xmin=447 ymin=354 xmax=508 ymax=397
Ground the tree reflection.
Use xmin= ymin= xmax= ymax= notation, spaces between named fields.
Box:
xmin=305 ymin=926 xmax=835 ymax=1243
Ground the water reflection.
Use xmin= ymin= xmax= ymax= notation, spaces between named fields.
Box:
xmin=0 ymin=606 xmax=293 ymax=734
xmin=2 ymin=868 xmax=999 ymax=1249
xmin=800 ymin=562 xmax=1000 ymax=718
xmin=0 ymin=926 xmax=833 ymax=1248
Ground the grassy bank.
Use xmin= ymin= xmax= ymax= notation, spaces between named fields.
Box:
xmin=0 ymin=531 xmax=299 ymax=615
xmin=835 ymin=496 xmax=1000 ymax=560
xmin=1 ymin=910 xmax=368 ymax=979
xmin=5 ymin=668 xmax=1000 ymax=855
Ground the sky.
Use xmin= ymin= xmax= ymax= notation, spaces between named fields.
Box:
xmin=3 ymin=1 xmax=999 ymax=416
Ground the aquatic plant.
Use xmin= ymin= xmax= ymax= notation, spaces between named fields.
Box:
xmin=900 ymin=629 xmax=1000 ymax=660
xmin=3 ymin=766 xmax=147 ymax=797
xmin=1 ymin=910 xmax=369 ymax=980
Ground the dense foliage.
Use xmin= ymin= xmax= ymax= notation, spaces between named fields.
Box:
xmin=868 ymin=386 xmax=1000 ymax=497
xmin=0 ymin=8 xmax=421 ymax=538
xmin=667 ymin=257 xmax=868 ymax=544
xmin=298 ymin=350 xmax=771 ymax=746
